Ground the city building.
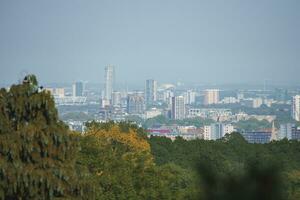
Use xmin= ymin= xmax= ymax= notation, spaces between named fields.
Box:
xmin=104 ymin=65 xmax=115 ymax=102
xmin=184 ymin=90 xmax=196 ymax=105
xmin=253 ymin=98 xmax=263 ymax=108
xmin=144 ymin=108 xmax=162 ymax=119
xmin=171 ymin=96 xmax=185 ymax=120
xmin=127 ymin=93 xmax=145 ymax=115
xmin=145 ymin=79 xmax=157 ymax=106
xmin=204 ymin=123 xmax=234 ymax=140
xmin=220 ymin=97 xmax=238 ymax=104
xmin=45 ymin=88 xmax=65 ymax=98
xmin=292 ymin=95 xmax=300 ymax=121
xmin=204 ymin=89 xmax=219 ymax=105
xmin=279 ymin=123 xmax=294 ymax=140
xmin=72 ymin=82 xmax=84 ymax=97
xmin=242 ymin=131 xmax=271 ymax=143
xmin=112 ymin=91 xmax=122 ymax=107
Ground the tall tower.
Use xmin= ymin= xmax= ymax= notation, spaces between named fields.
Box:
xmin=104 ymin=65 xmax=115 ymax=102
xmin=145 ymin=79 xmax=157 ymax=106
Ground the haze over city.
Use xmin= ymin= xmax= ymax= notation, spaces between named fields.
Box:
xmin=1 ymin=0 xmax=300 ymax=85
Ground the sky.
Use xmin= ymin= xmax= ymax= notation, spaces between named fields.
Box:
xmin=0 ymin=0 xmax=299 ymax=86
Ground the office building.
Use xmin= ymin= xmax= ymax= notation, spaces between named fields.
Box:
xmin=104 ymin=65 xmax=115 ymax=102
xmin=145 ymin=79 xmax=157 ymax=105
xmin=292 ymin=95 xmax=300 ymax=121
xmin=171 ymin=96 xmax=185 ymax=120
xmin=184 ymin=90 xmax=196 ymax=105
xmin=73 ymin=82 xmax=84 ymax=97
xmin=204 ymin=123 xmax=234 ymax=140
xmin=253 ymin=98 xmax=263 ymax=108
xmin=204 ymin=89 xmax=219 ymax=105
xmin=112 ymin=91 xmax=122 ymax=107
xmin=127 ymin=93 xmax=145 ymax=114
xmin=279 ymin=123 xmax=294 ymax=140
xmin=242 ymin=131 xmax=271 ymax=143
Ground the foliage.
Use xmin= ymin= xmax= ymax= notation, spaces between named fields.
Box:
xmin=0 ymin=75 xmax=90 ymax=199
xmin=234 ymin=118 xmax=271 ymax=132
xmin=77 ymin=121 xmax=199 ymax=199
xmin=149 ymin=133 xmax=300 ymax=200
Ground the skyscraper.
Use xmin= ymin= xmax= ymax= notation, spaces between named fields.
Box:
xmin=127 ymin=93 xmax=145 ymax=114
xmin=72 ymin=81 xmax=84 ymax=97
xmin=204 ymin=89 xmax=219 ymax=105
xmin=145 ymin=79 xmax=157 ymax=106
xmin=104 ymin=65 xmax=115 ymax=102
xmin=184 ymin=90 xmax=196 ymax=105
xmin=171 ymin=96 xmax=185 ymax=120
xmin=292 ymin=95 xmax=300 ymax=121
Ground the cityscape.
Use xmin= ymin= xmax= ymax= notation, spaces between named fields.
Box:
xmin=1 ymin=1 xmax=300 ymax=199
xmin=42 ymin=65 xmax=300 ymax=143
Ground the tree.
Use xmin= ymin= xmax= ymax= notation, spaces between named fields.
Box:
xmin=0 ymin=75 xmax=90 ymax=199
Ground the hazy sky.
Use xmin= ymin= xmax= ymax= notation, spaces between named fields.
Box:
xmin=0 ymin=0 xmax=299 ymax=85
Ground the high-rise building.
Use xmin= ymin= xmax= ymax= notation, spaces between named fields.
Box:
xmin=253 ymin=98 xmax=263 ymax=108
xmin=73 ymin=82 xmax=84 ymax=97
xmin=127 ymin=93 xmax=145 ymax=114
xmin=145 ymin=79 xmax=157 ymax=106
xmin=204 ymin=123 xmax=234 ymax=140
xmin=104 ymin=65 xmax=115 ymax=102
xmin=112 ymin=91 xmax=122 ymax=107
xmin=171 ymin=96 xmax=185 ymax=120
xmin=184 ymin=90 xmax=196 ymax=105
xmin=204 ymin=89 xmax=219 ymax=105
xmin=279 ymin=123 xmax=294 ymax=140
xmin=292 ymin=95 xmax=300 ymax=121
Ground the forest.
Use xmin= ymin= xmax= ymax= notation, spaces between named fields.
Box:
xmin=1 ymin=75 xmax=300 ymax=200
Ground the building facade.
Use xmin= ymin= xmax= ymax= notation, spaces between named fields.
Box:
xmin=204 ymin=123 xmax=234 ymax=140
xmin=292 ymin=95 xmax=300 ymax=121
xmin=104 ymin=65 xmax=115 ymax=102
xmin=73 ymin=82 xmax=84 ymax=97
xmin=204 ymin=89 xmax=219 ymax=105
xmin=127 ymin=94 xmax=145 ymax=114
xmin=171 ymin=96 xmax=185 ymax=120
xmin=145 ymin=79 xmax=157 ymax=106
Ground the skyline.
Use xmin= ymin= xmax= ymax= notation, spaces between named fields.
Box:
xmin=1 ymin=0 xmax=300 ymax=85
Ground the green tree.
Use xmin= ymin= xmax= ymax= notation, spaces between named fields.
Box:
xmin=0 ymin=75 xmax=91 ymax=199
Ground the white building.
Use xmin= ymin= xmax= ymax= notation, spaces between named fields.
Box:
xmin=104 ymin=65 xmax=115 ymax=102
xmin=171 ymin=96 xmax=185 ymax=120
xmin=253 ymin=98 xmax=263 ymax=108
xmin=204 ymin=123 xmax=235 ymax=140
xmin=220 ymin=97 xmax=239 ymax=104
xmin=184 ymin=90 xmax=196 ymax=105
xmin=144 ymin=108 xmax=162 ymax=119
xmin=204 ymin=89 xmax=219 ymax=105
xmin=292 ymin=95 xmax=300 ymax=121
